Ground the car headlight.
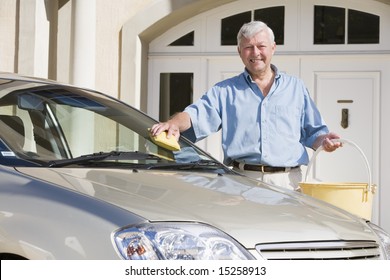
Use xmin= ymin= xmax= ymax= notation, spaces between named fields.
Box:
xmin=112 ymin=222 xmax=254 ymax=260
xmin=367 ymin=222 xmax=390 ymax=259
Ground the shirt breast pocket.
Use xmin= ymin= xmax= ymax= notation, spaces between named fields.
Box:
xmin=274 ymin=106 xmax=301 ymax=138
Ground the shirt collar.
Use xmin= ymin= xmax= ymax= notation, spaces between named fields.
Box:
xmin=244 ymin=64 xmax=280 ymax=83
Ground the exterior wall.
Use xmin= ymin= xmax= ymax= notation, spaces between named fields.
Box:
xmin=55 ymin=0 xmax=146 ymax=95
xmin=95 ymin=0 xmax=149 ymax=98
xmin=0 ymin=0 xmax=18 ymax=73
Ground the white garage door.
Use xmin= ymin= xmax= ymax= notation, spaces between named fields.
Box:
xmin=147 ymin=0 xmax=390 ymax=228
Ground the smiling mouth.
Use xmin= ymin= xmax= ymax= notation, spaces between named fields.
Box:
xmin=250 ymin=58 xmax=262 ymax=63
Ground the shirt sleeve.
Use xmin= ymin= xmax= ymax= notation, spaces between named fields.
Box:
xmin=301 ymin=87 xmax=329 ymax=148
xmin=184 ymin=87 xmax=222 ymax=142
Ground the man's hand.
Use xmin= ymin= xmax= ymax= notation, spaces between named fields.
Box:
xmin=150 ymin=122 xmax=181 ymax=141
xmin=150 ymin=112 xmax=192 ymax=141
xmin=313 ymin=132 xmax=342 ymax=152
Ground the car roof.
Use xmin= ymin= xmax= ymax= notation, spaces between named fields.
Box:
xmin=0 ymin=72 xmax=59 ymax=84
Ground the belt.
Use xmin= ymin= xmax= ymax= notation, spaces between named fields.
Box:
xmin=232 ymin=161 xmax=300 ymax=173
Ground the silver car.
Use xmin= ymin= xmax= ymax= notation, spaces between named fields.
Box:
xmin=0 ymin=73 xmax=389 ymax=260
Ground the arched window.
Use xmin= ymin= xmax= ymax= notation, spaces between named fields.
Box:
xmin=169 ymin=31 xmax=195 ymax=46
xmin=221 ymin=6 xmax=285 ymax=45
xmin=314 ymin=5 xmax=380 ymax=45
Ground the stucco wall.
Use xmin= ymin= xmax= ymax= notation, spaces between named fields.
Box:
xmin=0 ymin=0 xmax=18 ymax=72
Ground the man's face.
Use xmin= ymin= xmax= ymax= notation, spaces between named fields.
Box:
xmin=238 ymin=30 xmax=276 ymax=76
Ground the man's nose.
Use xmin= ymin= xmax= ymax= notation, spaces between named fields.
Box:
xmin=252 ymin=46 xmax=261 ymax=55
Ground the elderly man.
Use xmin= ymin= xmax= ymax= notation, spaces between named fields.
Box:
xmin=151 ymin=21 xmax=341 ymax=191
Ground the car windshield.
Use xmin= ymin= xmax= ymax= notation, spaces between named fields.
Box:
xmin=0 ymin=78 xmax=229 ymax=173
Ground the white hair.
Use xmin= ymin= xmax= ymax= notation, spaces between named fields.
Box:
xmin=237 ymin=21 xmax=275 ymax=46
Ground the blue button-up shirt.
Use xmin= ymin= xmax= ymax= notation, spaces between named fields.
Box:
xmin=184 ymin=65 xmax=329 ymax=166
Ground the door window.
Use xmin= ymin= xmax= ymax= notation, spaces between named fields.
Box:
xmin=221 ymin=11 xmax=252 ymax=45
xmin=254 ymin=6 xmax=285 ymax=45
xmin=221 ymin=7 xmax=285 ymax=46
xmin=169 ymin=31 xmax=195 ymax=46
xmin=159 ymin=73 xmax=193 ymax=120
xmin=314 ymin=5 xmax=380 ymax=45
xmin=348 ymin=9 xmax=380 ymax=44
xmin=314 ymin=6 xmax=345 ymax=44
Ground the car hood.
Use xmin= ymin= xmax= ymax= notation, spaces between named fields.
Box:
xmin=16 ymin=167 xmax=373 ymax=246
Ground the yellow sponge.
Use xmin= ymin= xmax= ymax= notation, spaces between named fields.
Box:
xmin=149 ymin=129 xmax=181 ymax=151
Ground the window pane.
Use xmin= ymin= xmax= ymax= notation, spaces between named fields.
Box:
xmin=169 ymin=31 xmax=195 ymax=46
xmin=254 ymin=6 xmax=285 ymax=45
xmin=221 ymin=11 xmax=252 ymax=45
xmin=348 ymin=10 xmax=379 ymax=44
xmin=314 ymin=5 xmax=345 ymax=44
xmin=159 ymin=73 xmax=193 ymax=121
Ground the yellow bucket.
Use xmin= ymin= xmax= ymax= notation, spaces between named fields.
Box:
xmin=299 ymin=139 xmax=376 ymax=220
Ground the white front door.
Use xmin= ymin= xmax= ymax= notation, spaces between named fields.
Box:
xmin=300 ymin=55 xmax=390 ymax=224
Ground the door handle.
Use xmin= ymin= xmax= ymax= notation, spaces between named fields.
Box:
xmin=341 ymin=108 xmax=349 ymax=129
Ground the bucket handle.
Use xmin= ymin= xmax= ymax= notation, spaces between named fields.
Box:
xmin=304 ymin=138 xmax=373 ymax=193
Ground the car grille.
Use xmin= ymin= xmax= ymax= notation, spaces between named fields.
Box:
xmin=256 ymin=241 xmax=381 ymax=260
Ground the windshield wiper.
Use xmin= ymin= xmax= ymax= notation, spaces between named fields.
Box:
xmin=145 ymin=159 xmax=226 ymax=171
xmin=47 ymin=151 xmax=162 ymax=167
